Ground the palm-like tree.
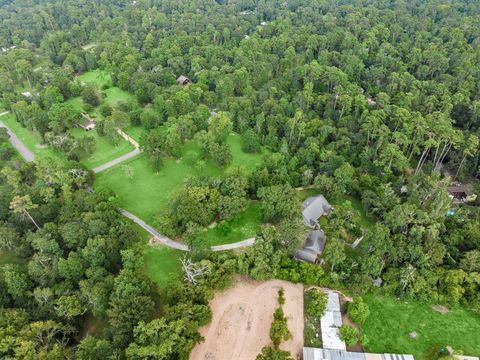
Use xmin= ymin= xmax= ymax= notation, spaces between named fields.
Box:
xmin=10 ymin=195 xmax=40 ymax=230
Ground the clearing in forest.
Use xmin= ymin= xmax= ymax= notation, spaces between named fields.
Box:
xmin=190 ymin=277 xmax=304 ymax=360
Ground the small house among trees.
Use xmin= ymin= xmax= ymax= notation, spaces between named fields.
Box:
xmin=176 ymin=75 xmax=190 ymax=86
xmin=79 ymin=112 xmax=96 ymax=131
xmin=295 ymin=195 xmax=332 ymax=263
xmin=447 ymin=184 xmax=477 ymax=204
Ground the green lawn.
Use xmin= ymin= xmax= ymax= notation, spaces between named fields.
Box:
xmin=144 ymin=246 xmax=183 ymax=289
xmin=123 ymin=124 xmax=147 ymax=142
xmin=227 ymin=133 xmax=266 ymax=169
xmin=94 ymin=141 xmax=223 ymax=222
xmin=103 ymin=87 xmax=135 ymax=107
xmin=198 ymin=201 xmax=262 ymax=246
xmin=70 ymin=128 xmax=134 ymax=169
xmin=0 ymin=114 xmax=64 ymax=160
xmin=78 ymin=69 xmax=112 ymax=88
xmin=361 ymin=294 xmax=480 ymax=359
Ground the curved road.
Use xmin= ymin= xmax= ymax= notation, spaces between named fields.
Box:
xmin=119 ymin=209 xmax=256 ymax=252
xmin=0 ymin=112 xmax=35 ymax=162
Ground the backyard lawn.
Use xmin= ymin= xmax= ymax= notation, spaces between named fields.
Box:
xmin=198 ymin=201 xmax=262 ymax=246
xmin=0 ymin=113 xmax=64 ymax=160
xmin=95 ymin=134 xmax=266 ymax=223
xmin=361 ymin=294 xmax=480 ymax=359
xmin=70 ymin=128 xmax=134 ymax=169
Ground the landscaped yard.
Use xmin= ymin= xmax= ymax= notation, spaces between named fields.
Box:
xmin=0 ymin=113 xmax=64 ymax=160
xmin=95 ymin=134 xmax=266 ymax=223
xmin=70 ymin=128 xmax=134 ymax=169
xmin=198 ymin=201 xmax=262 ymax=246
xmin=361 ymin=294 xmax=480 ymax=359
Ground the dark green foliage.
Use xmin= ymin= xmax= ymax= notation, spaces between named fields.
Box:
xmin=256 ymin=346 xmax=293 ymax=360
xmin=339 ymin=325 xmax=358 ymax=346
xmin=305 ymin=289 xmax=327 ymax=318
xmin=269 ymin=307 xmax=291 ymax=348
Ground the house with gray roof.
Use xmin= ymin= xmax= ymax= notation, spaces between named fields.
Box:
xmin=302 ymin=195 xmax=332 ymax=229
xmin=295 ymin=229 xmax=326 ymax=263
xmin=176 ymin=75 xmax=190 ymax=85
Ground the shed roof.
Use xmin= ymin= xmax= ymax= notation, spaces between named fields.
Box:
xmin=294 ymin=248 xmax=318 ymax=263
xmin=176 ymin=75 xmax=190 ymax=85
xmin=321 ymin=292 xmax=346 ymax=350
xmin=305 ymin=230 xmax=326 ymax=254
xmin=302 ymin=195 xmax=331 ymax=228
xmin=303 ymin=349 xmax=415 ymax=360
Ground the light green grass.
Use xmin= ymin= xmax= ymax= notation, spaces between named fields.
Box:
xmin=95 ymin=142 xmax=222 ymax=222
xmin=361 ymin=294 xmax=480 ymax=359
xmin=198 ymin=201 xmax=262 ymax=246
xmin=78 ymin=69 xmax=112 ymax=88
xmin=144 ymin=246 xmax=183 ymax=289
xmin=123 ymin=125 xmax=147 ymax=143
xmin=95 ymin=134 xmax=264 ymax=223
xmin=103 ymin=87 xmax=135 ymax=107
xmin=65 ymin=97 xmax=84 ymax=113
xmin=0 ymin=251 xmax=25 ymax=267
xmin=227 ymin=133 xmax=266 ymax=169
xmin=0 ymin=114 xmax=64 ymax=160
xmin=69 ymin=128 xmax=134 ymax=169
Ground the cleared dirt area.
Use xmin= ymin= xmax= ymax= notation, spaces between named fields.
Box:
xmin=190 ymin=277 xmax=304 ymax=360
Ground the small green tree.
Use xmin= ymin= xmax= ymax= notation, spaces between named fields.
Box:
xmin=278 ymin=288 xmax=285 ymax=305
xmin=339 ymin=325 xmax=358 ymax=346
xmin=256 ymin=346 xmax=293 ymax=360
xmin=270 ymin=308 xmax=291 ymax=348
xmin=347 ymin=297 xmax=370 ymax=324
xmin=305 ymin=289 xmax=327 ymax=318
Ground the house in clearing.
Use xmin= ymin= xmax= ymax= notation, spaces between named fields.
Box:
xmin=295 ymin=229 xmax=326 ymax=263
xmin=447 ymin=184 xmax=477 ymax=204
xmin=79 ymin=112 xmax=96 ymax=131
xmin=302 ymin=195 xmax=332 ymax=229
xmin=295 ymin=194 xmax=332 ymax=263
xmin=176 ymin=75 xmax=190 ymax=86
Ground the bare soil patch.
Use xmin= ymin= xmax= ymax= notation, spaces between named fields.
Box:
xmin=190 ymin=277 xmax=304 ymax=360
xmin=432 ymin=305 xmax=449 ymax=314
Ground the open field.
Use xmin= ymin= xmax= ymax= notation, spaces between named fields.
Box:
xmin=78 ymin=69 xmax=111 ymax=88
xmin=95 ymin=134 xmax=266 ymax=223
xmin=361 ymin=294 xmax=480 ymax=359
xmin=198 ymin=201 xmax=262 ymax=246
xmin=144 ymin=245 xmax=184 ymax=289
xmin=70 ymin=128 xmax=134 ymax=169
xmin=190 ymin=277 xmax=304 ymax=360
xmin=0 ymin=114 xmax=63 ymax=160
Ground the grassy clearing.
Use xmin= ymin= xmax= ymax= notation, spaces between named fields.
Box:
xmin=95 ymin=142 xmax=222 ymax=222
xmin=144 ymin=246 xmax=183 ymax=289
xmin=0 ymin=114 xmax=64 ymax=160
xmin=198 ymin=201 xmax=262 ymax=246
xmin=227 ymin=133 xmax=266 ymax=170
xmin=69 ymin=128 xmax=134 ymax=169
xmin=95 ymin=134 xmax=263 ymax=223
xmin=123 ymin=124 xmax=147 ymax=142
xmin=361 ymin=294 xmax=480 ymax=359
xmin=78 ymin=69 xmax=111 ymax=88
xmin=0 ymin=251 xmax=26 ymax=267
xmin=103 ymin=87 xmax=135 ymax=107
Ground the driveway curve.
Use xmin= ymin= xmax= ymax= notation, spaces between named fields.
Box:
xmin=119 ymin=209 xmax=256 ymax=252
xmin=0 ymin=113 xmax=35 ymax=162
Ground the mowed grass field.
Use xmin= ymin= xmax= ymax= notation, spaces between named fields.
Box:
xmin=198 ymin=201 xmax=262 ymax=246
xmin=361 ymin=294 xmax=480 ymax=359
xmin=69 ymin=128 xmax=134 ymax=169
xmin=95 ymin=133 xmax=266 ymax=223
xmin=0 ymin=113 xmax=64 ymax=160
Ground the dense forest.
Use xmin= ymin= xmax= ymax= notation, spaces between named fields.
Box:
xmin=1 ymin=0 xmax=480 ymax=358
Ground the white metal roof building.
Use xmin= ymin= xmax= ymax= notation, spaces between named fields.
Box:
xmin=321 ymin=291 xmax=346 ymax=351
xmin=303 ymin=348 xmax=415 ymax=360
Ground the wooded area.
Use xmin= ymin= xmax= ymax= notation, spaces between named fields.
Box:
xmin=1 ymin=0 xmax=480 ymax=358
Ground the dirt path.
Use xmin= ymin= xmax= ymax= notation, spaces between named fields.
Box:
xmin=0 ymin=114 xmax=35 ymax=162
xmin=92 ymin=148 xmax=141 ymax=173
xmin=190 ymin=277 xmax=304 ymax=360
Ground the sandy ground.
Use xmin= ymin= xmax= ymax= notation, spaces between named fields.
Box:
xmin=190 ymin=277 xmax=304 ymax=360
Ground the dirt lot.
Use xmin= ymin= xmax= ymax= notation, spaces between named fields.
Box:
xmin=190 ymin=277 xmax=304 ymax=360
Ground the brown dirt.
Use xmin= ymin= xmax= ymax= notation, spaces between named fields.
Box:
xmin=190 ymin=277 xmax=304 ymax=360
xmin=432 ymin=305 xmax=449 ymax=314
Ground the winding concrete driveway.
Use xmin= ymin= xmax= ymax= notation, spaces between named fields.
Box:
xmin=0 ymin=112 xmax=35 ymax=162
xmin=93 ymin=148 xmax=141 ymax=173
xmin=119 ymin=209 xmax=256 ymax=252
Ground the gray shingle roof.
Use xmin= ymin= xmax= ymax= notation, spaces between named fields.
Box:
xmin=302 ymin=195 xmax=332 ymax=228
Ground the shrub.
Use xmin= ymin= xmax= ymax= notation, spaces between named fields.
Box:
xmin=347 ymin=297 xmax=370 ymax=324
xmin=339 ymin=325 xmax=358 ymax=346
xmin=278 ymin=288 xmax=285 ymax=305
xmin=305 ymin=289 xmax=327 ymax=318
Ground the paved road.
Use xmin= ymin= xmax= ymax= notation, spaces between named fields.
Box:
xmin=119 ymin=209 xmax=256 ymax=252
xmin=0 ymin=113 xmax=35 ymax=162
xmin=119 ymin=209 xmax=189 ymax=251
xmin=93 ymin=148 xmax=141 ymax=173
